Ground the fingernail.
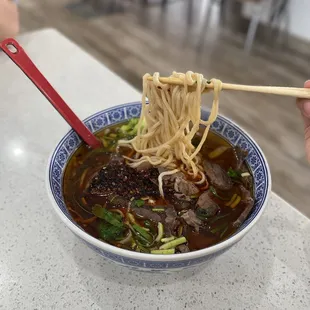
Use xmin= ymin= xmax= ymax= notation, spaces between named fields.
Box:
xmin=303 ymin=101 xmax=310 ymax=117
xmin=304 ymin=80 xmax=310 ymax=88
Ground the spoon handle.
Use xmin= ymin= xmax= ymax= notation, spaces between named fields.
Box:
xmin=0 ymin=38 xmax=102 ymax=149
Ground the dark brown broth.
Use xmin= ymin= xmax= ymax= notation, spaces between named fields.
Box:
xmin=63 ymin=121 xmax=254 ymax=253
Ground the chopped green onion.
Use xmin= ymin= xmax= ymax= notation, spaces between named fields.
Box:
xmin=230 ymin=195 xmax=241 ymax=208
xmin=161 ymin=236 xmax=175 ymax=243
xmin=159 ymin=237 xmax=187 ymax=250
xmin=225 ymin=194 xmax=237 ymax=207
xmin=151 ymin=249 xmax=175 ymax=254
xmin=210 ymin=186 xmax=229 ymax=201
xmin=120 ymin=124 xmax=130 ymax=133
xmin=190 ymin=194 xmax=199 ymax=199
xmin=209 ymin=213 xmax=230 ymax=224
xmin=127 ymin=213 xmax=136 ymax=224
xmin=155 ymin=222 xmax=164 ymax=242
xmin=79 ymin=169 xmax=89 ymax=187
xmin=152 ymin=208 xmax=165 ymax=212
xmin=120 ymin=118 xmax=142 ymax=136
xmin=208 ymin=146 xmax=229 ymax=159
xmin=241 ymin=172 xmax=251 ymax=177
xmin=101 ymin=138 xmax=109 ymax=148
xmin=220 ymin=226 xmax=229 ymax=238
xmin=227 ymin=167 xmax=241 ymax=179
xmin=211 ymin=223 xmax=228 ymax=234
xmin=177 ymin=225 xmax=183 ymax=237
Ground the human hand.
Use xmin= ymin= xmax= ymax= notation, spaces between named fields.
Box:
xmin=296 ymin=80 xmax=310 ymax=163
xmin=0 ymin=0 xmax=19 ymax=41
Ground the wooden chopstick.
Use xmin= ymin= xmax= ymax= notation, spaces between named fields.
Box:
xmin=146 ymin=76 xmax=310 ymax=99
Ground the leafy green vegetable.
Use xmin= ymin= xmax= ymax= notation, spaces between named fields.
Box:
xmin=227 ymin=167 xmax=241 ymax=179
xmin=98 ymin=221 xmax=126 ymax=241
xmin=135 ymin=241 xmax=150 ymax=253
xmin=209 ymin=187 xmax=230 ymax=201
xmin=144 ymin=220 xmax=156 ymax=234
xmin=220 ymin=226 xmax=229 ymax=238
xmin=211 ymin=223 xmax=228 ymax=234
xmin=209 ymin=213 xmax=230 ymax=224
xmin=131 ymin=224 xmax=154 ymax=246
xmin=92 ymin=205 xmax=123 ymax=227
xmin=132 ymin=224 xmax=153 ymax=242
xmin=131 ymin=199 xmax=145 ymax=208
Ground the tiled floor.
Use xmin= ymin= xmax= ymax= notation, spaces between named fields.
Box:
xmin=18 ymin=0 xmax=310 ymax=217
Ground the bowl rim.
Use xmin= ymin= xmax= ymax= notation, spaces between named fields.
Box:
xmin=46 ymin=101 xmax=272 ymax=262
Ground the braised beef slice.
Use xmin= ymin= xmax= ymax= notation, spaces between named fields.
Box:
xmin=131 ymin=207 xmax=162 ymax=222
xmin=158 ymin=168 xmax=199 ymax=196
xmin=203 ymin=160 xmax=233 ymax=191
xmin=166 ymin=193 xmax=194 ymax=212
xmin=164 ymin=207 xmax=179 ymax=236
xmin=181 ymin=209 xmax=202 ymax=232
xmin=174 ymin=177 xmax=199 ymax=196
xmin=174 ymin=193 xmax=191 ymax=201
xmin=233 ymin=186 xmax=254 ymax=228
xmin=177 ymin=244 xmax=190 ymax=253
xmin=196 ymin=191 xmax=219 ymax=217
xmin=88 ymin=155 xmax=161 ymax=199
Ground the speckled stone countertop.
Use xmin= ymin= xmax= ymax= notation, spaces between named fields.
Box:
xmin=0 ymin=29 xmax=309 ymax=310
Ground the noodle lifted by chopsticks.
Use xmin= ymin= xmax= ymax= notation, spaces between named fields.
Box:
xmin=119 ymin=71 xmax=222 ymax=197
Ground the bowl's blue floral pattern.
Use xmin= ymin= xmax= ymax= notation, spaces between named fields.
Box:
xmin=48 ymin=102 xmax=270 ymax=271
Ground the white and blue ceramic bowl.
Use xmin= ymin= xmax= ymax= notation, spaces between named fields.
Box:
xmin=47 ymin=102 xmax=271 ymax=272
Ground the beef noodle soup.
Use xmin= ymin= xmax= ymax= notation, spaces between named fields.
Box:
xmin=63 ymin=119 xmax=254 ymax=254
xmin=63 ymin=71 xmax=255 ymax=254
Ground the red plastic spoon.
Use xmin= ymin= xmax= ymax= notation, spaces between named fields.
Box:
xmin=0 ymin=38 xmax=102 ymax=149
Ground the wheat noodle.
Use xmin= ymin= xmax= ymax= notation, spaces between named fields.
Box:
xmin=119 ymin=71 xmax=222 ymax=197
